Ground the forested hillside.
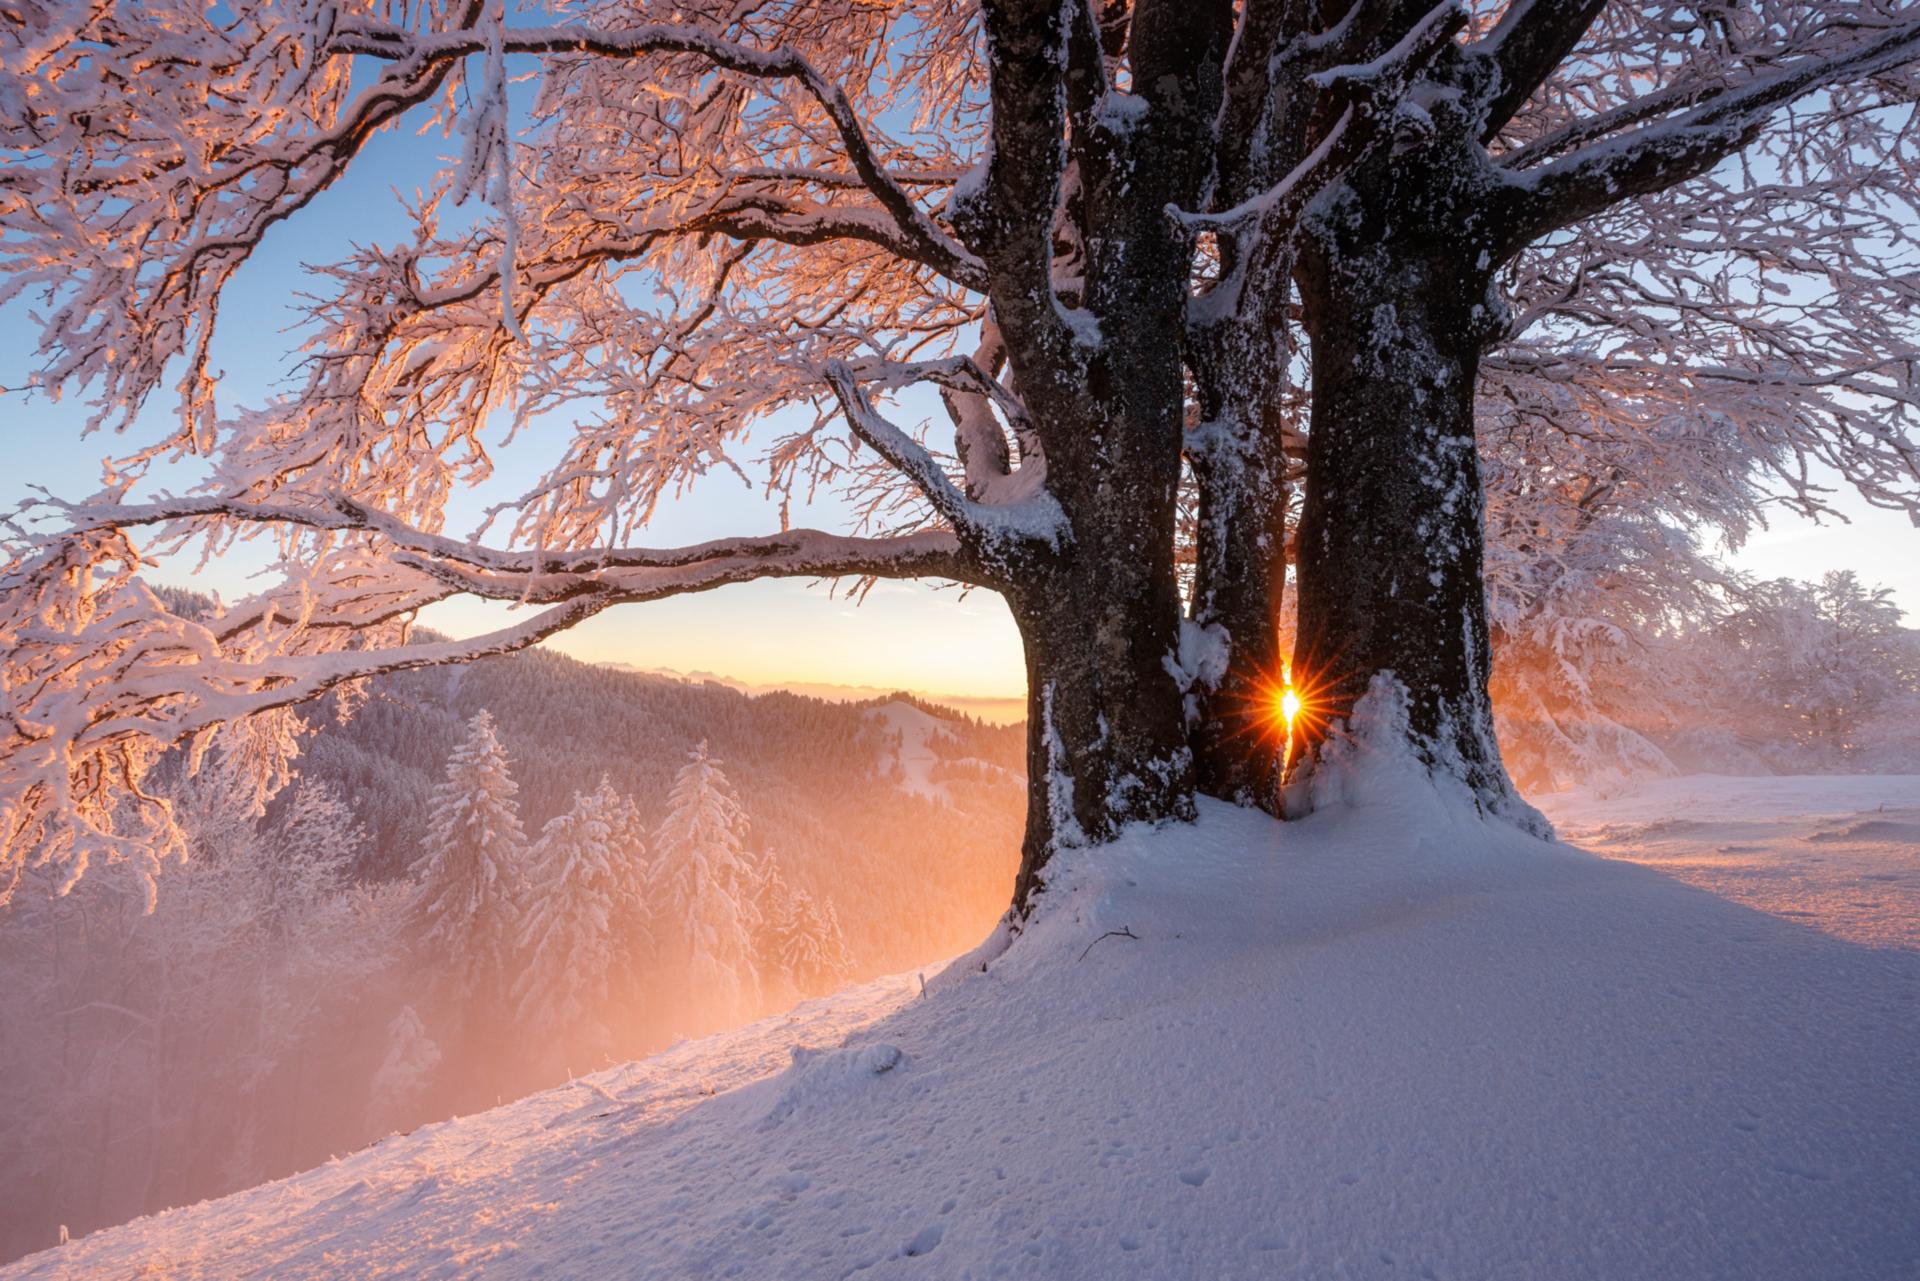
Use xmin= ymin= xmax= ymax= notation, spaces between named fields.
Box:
xmin=0 ymin=625 xmax=1023 ymax=1265
xmin=302 ymin=648 xmax=1024 ymax=971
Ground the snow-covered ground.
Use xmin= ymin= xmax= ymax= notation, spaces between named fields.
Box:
xmin=868 ymin=700 xmax=958 ymax=801
xmin=11 ymin=771 xmax=1918 ymax=1280
xmin=1539 ymin=774 xmax=1920 ymax=949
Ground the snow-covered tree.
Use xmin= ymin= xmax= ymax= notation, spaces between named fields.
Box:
xmin=513 ymin=781 xmax=623 ymax=1070
xmin=1479 ymin=397 xmax=1743 ymax=793
xmin=367 ymin=1006 xmax=442 ymax=1135
xmin=3 ymin=1 xmax=1918 ymax=919
xmin=1698 ymin=572 xmax=1920 ymax=770
xmin=0 ymin=734 xmax=398 ymax=1258
xmin=412 ymin=710 xmax=528 ymax=1007
xmin=764 ymin=858 xmax=855 ymax=1001
xmin=600 ymin=781 xmax=656 ymax=1007
xmin=1489 ymin=560 xmax=1920 ymax=789
xmin=652 ymin=743 xmax=759 ymax=1027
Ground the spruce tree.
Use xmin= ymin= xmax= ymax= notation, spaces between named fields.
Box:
xmin=367 ymin=1006 xmax=442 ymax=1135
xmin=755 ymin=849 xmax=857 ymax=1003
xmin=514 ymin=783 xmax=621 ymax=1071
xmin=652 ymin=743 xmax=760 ymax=1028
xmin=412 ymin=710 xmax=529 ymax=1011
xmin=600 ymin=780 xmax=655 ymax=1008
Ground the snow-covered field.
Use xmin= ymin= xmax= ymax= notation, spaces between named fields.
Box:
xmin=10 ymin=773 xmax=1918 ymax=1280
xmin=1539 ymin=774 xmax=1920 ymax=949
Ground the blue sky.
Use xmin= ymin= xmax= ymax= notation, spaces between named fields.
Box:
xmin=3 ymin=64 xmax=1915 ymax=714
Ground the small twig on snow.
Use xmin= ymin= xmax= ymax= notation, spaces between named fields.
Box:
xmin=1078 ymin=926 xmax=1140 ymax=961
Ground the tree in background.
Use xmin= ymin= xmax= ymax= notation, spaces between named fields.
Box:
xmin=775 ymin=877 xmax=855 ymax=1002
xmin=1479 ymin=396 xmax=1743 ymax=794
xmin=1701 ymin=573 xmax=1920 ymax=770
xmin=753 ymin=848 xmax=853 ymax=1006
xmin=652 ymin=743 xmax=760 ymax=1031
xmin=1491 ymin=565 xmax=1920 ymax=791
xmin=0 ymin=740 xmax=402 ymax=1261
xmin=412 ymin=710 xmax=528 ymax=1018
xmin=600 ymin=781 xmax=657 ymax=1021
xmin=514 ymin=779 xmax=629 ymax=1073
xmin=0 ymin=685 xmax=974 ymax=1265
xmin=368 ymin=1006 xmax=443 ymax=1136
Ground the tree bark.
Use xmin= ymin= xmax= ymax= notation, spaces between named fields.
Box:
xmin=1186 ymin=392 xmax=1292 ymax=811
xmin=1289 ymin=171 xmax=1541 ymax=830
xmin=1002 ymin=499 xmax=1196 ymax=914
xmin=969 ymin=0 xmax=1230 ymax=915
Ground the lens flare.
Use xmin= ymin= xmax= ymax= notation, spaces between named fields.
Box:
xmin=1279 ymin=687 xmax=1303 ymax=728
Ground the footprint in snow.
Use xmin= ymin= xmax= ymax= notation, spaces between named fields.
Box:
xmin=903 ymin=1223 xmax=944 ymax=1257
xmin=1178 ymin=1167 xmax=1210 ymax=1187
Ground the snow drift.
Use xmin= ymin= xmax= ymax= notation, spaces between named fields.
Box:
xmin=9 ymin=754 xmax=1918 ymax=1280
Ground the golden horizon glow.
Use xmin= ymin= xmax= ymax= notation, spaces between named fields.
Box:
xmin=1280 ymin=686 xmax=1304 ymax=729
xmin=413 ymin=581 xmax=1030 ymax=713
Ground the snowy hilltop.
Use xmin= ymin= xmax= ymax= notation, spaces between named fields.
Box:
xmin=11 ymin=768 xmax=1917 ymax=1281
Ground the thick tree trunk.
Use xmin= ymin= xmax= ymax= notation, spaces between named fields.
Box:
xmin=1187 ymin=420 xmax=1291 ymax=809
xmin=963 ymin=0 xmax=1233 ymax=915
xmin=1289 ymin=219 xmax=1540 ymax=830
xmin=1184 ymin=260 xmax=1296 ymax=812
xmin=1004 ymin=506 xmax=1195 ymax=915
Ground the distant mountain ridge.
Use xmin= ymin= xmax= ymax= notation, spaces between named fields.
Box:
xmin=594 ymin=662 xmax=1027 ymax=725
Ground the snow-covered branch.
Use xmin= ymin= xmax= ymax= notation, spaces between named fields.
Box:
xmin=1470 ymin=1 xmax=1610 ymax=142
xmin=1182 ymin=2 xmax=1460 ymax=323
xmin=328 ymin=17 xmax=985 ymax=290
xmin=0 ymin=495 xmax=972 ymax=902
xmin=822 ymin=361 xmax=1063 ymax=556
xmin=1504 ymin=12 xmax=1920 ymax=244
xmin=949 ymin=0 xmax=1077 ymax=374
xmin=1 ymin=0 xmax=493 ymax=442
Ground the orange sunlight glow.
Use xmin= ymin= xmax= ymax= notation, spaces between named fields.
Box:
xmin=1272 ymin=677 xmax=1305 ymax=767
xmin=1262 ymin=661 xmax=1341 ymax=769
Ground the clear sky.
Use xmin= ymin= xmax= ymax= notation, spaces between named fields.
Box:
xmin=3 ymin=87 xmax=1915 ymax=717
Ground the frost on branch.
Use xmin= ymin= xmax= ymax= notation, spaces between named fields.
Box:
xmin=0 ymin=0 xmax=1044 ymax=894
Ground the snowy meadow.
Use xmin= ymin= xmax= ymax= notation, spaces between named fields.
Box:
xmin=5 ymin=1 xmax=1920 ymax=1277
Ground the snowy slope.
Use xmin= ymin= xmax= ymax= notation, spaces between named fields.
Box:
xmin=11 ymin=772 xmax=1919 ymax=1280
xmin=868 ymin=701 xmax=959 ymax=801
xmin=1539 ymin=774 xmax=1920 ymax=949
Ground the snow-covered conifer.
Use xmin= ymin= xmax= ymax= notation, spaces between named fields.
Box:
xmin=412 ymin=711 xmax=528 ymax=1006
xmin=599 ymin=781 xmax=655 ymax=988
xmin=769 ymin=874 xmax=855 ymax=998
xmin=652 ymin=744 xmax=760 ymax=1025
xmin=513 ymin=784 xmax=621 ymax=1069
xmin=368 ymin=1006 xmax=442 ymax=1135
xmin=750 ymin=847 xmax=857 ymax=1003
